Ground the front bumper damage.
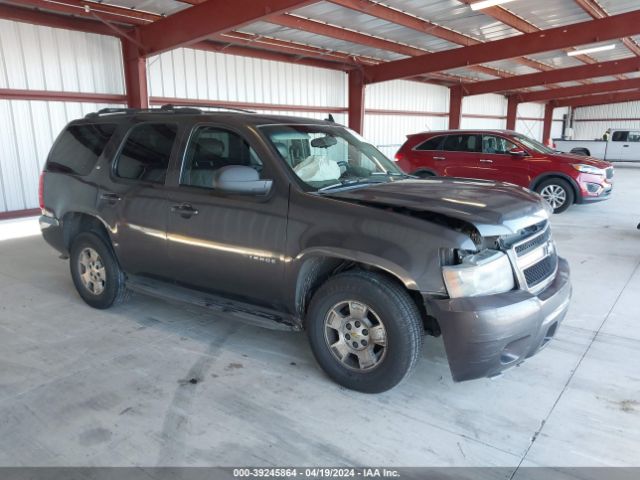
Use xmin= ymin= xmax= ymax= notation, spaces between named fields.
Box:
xmin=424 ymin=257 xmax=571 ymax=382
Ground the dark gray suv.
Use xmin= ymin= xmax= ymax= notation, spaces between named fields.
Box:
xmin=39 ymin=106 xmax=572 ymax=392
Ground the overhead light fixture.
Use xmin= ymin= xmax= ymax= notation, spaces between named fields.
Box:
xmin=567 ymin=44 xmax=616 ymax=56
xmin=470 ymin=0 xmax=517 ymax=10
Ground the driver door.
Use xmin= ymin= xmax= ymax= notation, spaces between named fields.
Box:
xmin=165 ymin=124 xmax=289 ymax=309
xmin=478 ymin=134 xmax=531 ymax=187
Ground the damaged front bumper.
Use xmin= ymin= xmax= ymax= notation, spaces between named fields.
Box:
xmin=424 ymin=257 xmax=571 ymax=382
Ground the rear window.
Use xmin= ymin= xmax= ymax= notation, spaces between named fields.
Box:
xmin=115 ymin=123 xmax=178 ymax=184
xmin=415 ymin=136 xmax=444 ymax=151
xmin=47 ymin=123 xmax=116 ymax=175
xmin=443 ymin=134 xmax=481 ymax=153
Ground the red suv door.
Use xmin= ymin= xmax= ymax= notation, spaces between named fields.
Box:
xmin=476 ymin=134 xmax=531 ymax=187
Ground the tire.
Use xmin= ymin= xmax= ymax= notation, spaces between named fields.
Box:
xmin=69 ymin=232 xmax=128 ymax=309
xmin=535 ymin=178 xmax=575 ymax=214
xmin=570 ymin=148 xmax=590 ymax=156
xmin=306 ymin=270 xmax=423 ymax=393
xmin=414 ymin=170 xmax=435 ymax=178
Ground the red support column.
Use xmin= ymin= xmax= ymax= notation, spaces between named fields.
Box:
xmin=506 ymin=96 xmax=518 ymax=130
xmin=348 ymin=69 xmax=365 ymax=134
xmin=122 ymin=38 xmax=148 ymax=109
xmin=542 ymin=103 xmax=554 ymax=145
xmin=449 ymin=86 xmax=463 ymax=129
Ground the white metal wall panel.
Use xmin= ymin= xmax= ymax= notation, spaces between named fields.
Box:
xmin=364 ymin=114 xmax=448 ymax=159
xmin=462 ymin=94 xmax=507 ymax=117
xmin=148 ymin=48 xmax=347 ymax=108
xmin=573 ymin=102 xmax=640 ymax=139
xmin=0 ymin=19 xmax=124 ymax=93
xmin=365 ymin=80 xmax=449 ymax=112
xmin=0 ymin=100 xmax=123 ymax=212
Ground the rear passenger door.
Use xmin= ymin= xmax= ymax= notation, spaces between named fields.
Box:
xmin=97 ymin=122 xmax=178 ymax=278
xmin=165 ymin=124 xmax=288 ymax=309
xmin=607 ymin=131 xmax=629 ymax=161
xmin=439 ymin=134 xmax=483 ymax=178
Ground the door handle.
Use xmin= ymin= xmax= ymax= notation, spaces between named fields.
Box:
xmin=433 ymin=156 xmax=446 ymax=161
xmin=171 ymin=203 xmax=199 ymax=218
xmin=100 ymin=192 xmax=121 ymax=203
xmin=480 ymin=159 xmax=493 ymax=163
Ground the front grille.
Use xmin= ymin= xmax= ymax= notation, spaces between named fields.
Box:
xmin=523 ymin=253 xmax=558 ymax=287
xmin=606 ymin=167 xmax=614 ymax=180
xmin=507 ymin=224 xmax=557 ymax=293
xmin=515 ymin=227 xmax=551 ymax=257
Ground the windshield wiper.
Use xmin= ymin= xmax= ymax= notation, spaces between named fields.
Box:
xmin=318 ymin=178 xmax=386 ymax=192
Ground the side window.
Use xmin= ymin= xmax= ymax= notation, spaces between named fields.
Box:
xmin=415 ymin=136 xmax=444 ymax=151
xmin=115 ymin=123 xmax=177 ymax=183
xmin=443 ymin=134 xmax=481 ymax=153
xmin=628 ymin=131 xmax=640 ymax=142
xmin=47 ymin=123 xmax=116 ymax=175
xmin=181 ymin=126 xmax=263 ymax=189
xmin=612 ymin=131 xmax=629 ymax=142
xmin=482 ymin=135 xmax=518 ymax=155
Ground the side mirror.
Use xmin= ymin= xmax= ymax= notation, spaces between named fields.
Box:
xmin=212 ymin=165 xmax=272 ymax=195
xmin=509 ymin=148 xmax=527 ymax=157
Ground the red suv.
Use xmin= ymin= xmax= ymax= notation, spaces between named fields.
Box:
xmin=395 ymin=130 xmax=614 ymax=213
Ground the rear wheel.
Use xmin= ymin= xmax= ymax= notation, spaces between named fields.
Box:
xmin=414 ymin=170 xmax=435 ymax=178
xmin=536 ymin=178 xmax=574 ymax=214
xmin=70 ymin=232 xmax=128 ymax=309
xmin=306 ymin=271 xmax=423 ymax=393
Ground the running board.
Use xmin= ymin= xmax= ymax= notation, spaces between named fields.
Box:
xmin=126 ymin=276 xmax=299 ymax=331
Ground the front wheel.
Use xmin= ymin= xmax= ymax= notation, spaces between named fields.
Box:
xmin=536 ymin=178 xmax=574 ymax=214
xmin=70 ymin=232 xmax=128 ymax=309
xmin=306 ymin=271 xmax=423 ymax=393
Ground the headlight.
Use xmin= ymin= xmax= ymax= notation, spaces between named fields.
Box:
xmin=572 ymin=164 xmax=603 ymax=175
xmin=442 ymin=250 xmax=515 ymax=298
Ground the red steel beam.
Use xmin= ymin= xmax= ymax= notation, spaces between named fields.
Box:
xmin=459 ymin=0 xmax=602 ymax=71
xmin=506 ymin=96 xmax=518 ymax=130
xmin=574 ymin=0 xmax=640 ymax=57
xmin=362 ymin=11 xmax=640 ymax=84
xmin=348 ymin=70 xmax=365 ymax=133
xmin=6 ymin=0 xmax=154 ymax=25
xmin=0 ymin=88 xmax=126 ymax=103
xmin=518 ymin=77 xmax=640 ymax=103
xmin=449 ymin=86 xmax=463 ymax=129
xmin=555 ymin=90 xmax=640 ymax=108
xmin=328 ymin=0 xmax=553 ymax=74
xmin=136 ymin=0 xmax=317 ymax=57
xmin=122 ymin=39 xmax=148 ymax=108
xmin=462 ymin=57 xmax=640 ymax=96
xmin=542 ymin=103 xmax=554 ymax=144
xmin=269 ymin=13 xmax=513 ymax=79
xmin=0 ymin=2 xmax=116 ymax=35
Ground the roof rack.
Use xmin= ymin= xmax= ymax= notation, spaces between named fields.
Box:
xmin=160 ymin=103 xmax=256 ymax=113
xmin=85 ymin=104 xmax=256 ymax=119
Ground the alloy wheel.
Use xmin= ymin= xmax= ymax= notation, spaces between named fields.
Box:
xmin=540 ymin=184 xmax=567 ymax=210
xmin=78 ymin=247 xmax=106 ymax=295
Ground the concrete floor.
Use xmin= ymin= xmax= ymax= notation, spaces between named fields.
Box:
xmin=0 ymin=166 xmax=639 ymax=470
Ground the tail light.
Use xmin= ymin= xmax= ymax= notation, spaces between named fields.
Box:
xmin=38 ymin=171 xmax=45 ymax=211
xmin=394 ymin=152 xmax=404 ymax=162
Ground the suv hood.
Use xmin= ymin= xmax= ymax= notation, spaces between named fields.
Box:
xmin=550 ymin=152 xmax=611 ymax=169
xmin=323 ymin=178 xmax=550 ymax=236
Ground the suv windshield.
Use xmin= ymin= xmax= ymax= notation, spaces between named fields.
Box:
xmin=260 ymin=124 xmax=405 ymax=190
xmin=513 ymin=134 xmax=555 ymax=154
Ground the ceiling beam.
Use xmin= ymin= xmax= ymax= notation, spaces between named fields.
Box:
xmin=556 ymin=90 xmax=640 ymax=108
xmin=362 ymin=11 xmax=640 ymax=85
xmin=573 ymin=0 xmax=640 ymax=57
xmin=518 ymin=78 xmax=640 ymax=103
xmin=0 ymin=2 xmax=116 ymax=35
xmin=268 ymin=13 xmax=512 ymax=78
xmin=6 ymin=0 xmax=155 ymax=25
xmin=462 ymin=57 xmax=640 ymax=96
xmin=459 ymin=0 xmax=601 ymax=68
xmin=136 ymin=0 xmax=317 ymax=57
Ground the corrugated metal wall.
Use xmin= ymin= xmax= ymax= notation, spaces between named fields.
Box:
xmin=148 ymin=47 xmax=347 ymax=109
xmin=0 ymin=19 xmax=124 ymax=213
xmin=462 ymin=94 xmax=506 ymax=130
xmin=364 ymin=80 xmax=448 ymax=158
xmin=574 ymin=102 xmax=640 ymax=140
